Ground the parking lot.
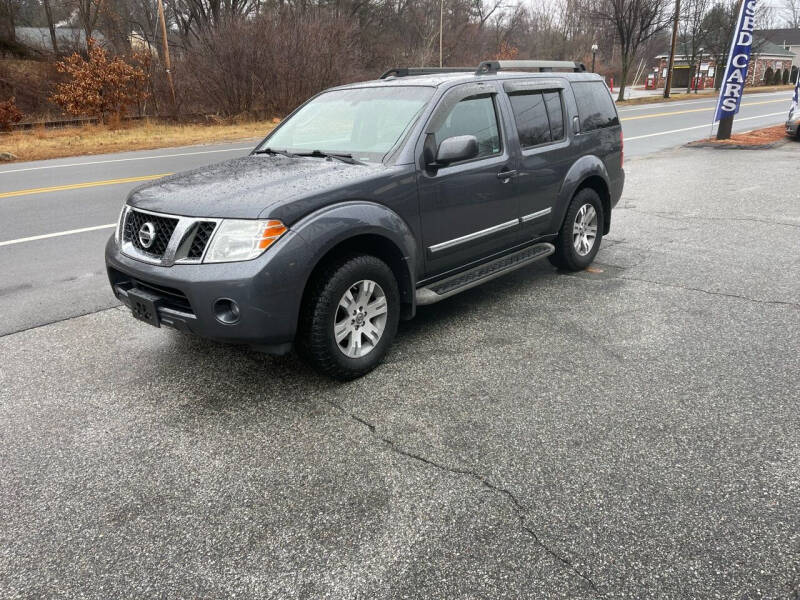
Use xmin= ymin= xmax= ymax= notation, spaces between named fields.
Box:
xmin=1 ymin=144 xmax=799 ymax=598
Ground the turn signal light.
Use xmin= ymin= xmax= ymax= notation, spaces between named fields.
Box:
xmin=258 ymin=220 xmax=288 ymax=250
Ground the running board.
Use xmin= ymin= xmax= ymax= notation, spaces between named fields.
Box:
xmin=416 ymin=243 xmax=554 ymax=306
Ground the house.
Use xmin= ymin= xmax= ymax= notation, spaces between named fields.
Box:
xmin=13 ymin=27 xmax=104 ymax=53
xmin=754 ymin=28 xmax=800 ymax=68
xmin=652 ymin=37 xmax=795 ymax=90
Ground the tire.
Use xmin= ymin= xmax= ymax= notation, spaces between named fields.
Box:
xmin=298 ymin=254 xmax=400 ymax=380
xmin=549 ymin=188 xmax=604 ymax=271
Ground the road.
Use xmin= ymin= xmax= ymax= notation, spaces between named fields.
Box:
xmin=0 ymin=89 xmax=793 ymax=336
xmin=2 ymin=144 xmax=798 ymax=599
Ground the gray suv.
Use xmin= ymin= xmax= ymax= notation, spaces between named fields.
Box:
xmin=106 ymin=60 xmax=624 ymax=379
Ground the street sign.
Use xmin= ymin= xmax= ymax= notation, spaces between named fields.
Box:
xmin=714 ymin=0 xmax=758 ymax=123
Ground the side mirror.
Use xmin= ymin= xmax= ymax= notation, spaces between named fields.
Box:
xmin=433 ymin=135 xmax=479 ymax=167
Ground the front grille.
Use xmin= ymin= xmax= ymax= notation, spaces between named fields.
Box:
xmin=123 ymin=209 xmax=179 ymax=258
xmin=186 ymin=222 xmax=217 ymax=259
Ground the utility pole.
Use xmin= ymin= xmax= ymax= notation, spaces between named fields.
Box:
xmin=157 ymin=0 xmax=176 ymax=110
xmin=439 ymin=0 xmax=444 ymax=67
xmin=664 ymin=0 xmax=681 ymax=98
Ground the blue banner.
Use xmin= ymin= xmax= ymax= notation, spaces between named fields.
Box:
xmin=714 ymin=0 xmax=759 ymax=122
xmin=790 ymin=69 xmax=800 ymax=119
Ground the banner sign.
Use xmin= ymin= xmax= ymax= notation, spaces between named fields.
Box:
xmin=714 ymin=0 xmax=758 ymax=122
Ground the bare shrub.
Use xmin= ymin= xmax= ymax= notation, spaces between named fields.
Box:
xmin=179 ymin=12 xmax=361 ymax=118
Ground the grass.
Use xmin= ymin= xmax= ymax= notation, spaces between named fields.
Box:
xmin=616 ymin=84 xmax=795 ymax=106
xmin=0 ymin=118 xmax=279 ymax=163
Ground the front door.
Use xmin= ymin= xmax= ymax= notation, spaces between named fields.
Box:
xmin=417 ymin=83 xmax=521 ymax=278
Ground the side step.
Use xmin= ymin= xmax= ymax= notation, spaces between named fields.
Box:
xmin=416 ymin=243 xmax=554 ymax=306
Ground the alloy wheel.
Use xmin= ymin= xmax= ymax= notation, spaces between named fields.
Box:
xmin=334 ymin=279 xmax=388 ymax=358
xmin=572 ymin=203 xmax=598 ymax=256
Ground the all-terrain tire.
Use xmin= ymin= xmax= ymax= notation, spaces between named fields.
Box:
xmin=298 ymin=254 xmax=400 ymax=380
xmin=548 ymin=188 xmax=604 ymax=271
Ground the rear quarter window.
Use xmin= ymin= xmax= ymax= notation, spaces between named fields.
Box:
xmin=508 ymin=90 xmax=565 ymax=148
xmin=572 ymin=81 xmax=620 ymax=132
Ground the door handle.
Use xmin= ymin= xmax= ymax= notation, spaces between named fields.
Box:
xmin=497 ymin=169 xmax=518 ymax=181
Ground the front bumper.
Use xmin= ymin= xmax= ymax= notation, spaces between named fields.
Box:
xmin=786 ymin=118 xmax=800 ymax=137
xmin=105 ymin=230 xmax=312 ymax=351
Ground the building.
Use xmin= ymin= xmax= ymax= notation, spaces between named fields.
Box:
xmin=13 ymin=27 xmax=104 ymax=53
xmin=754 ymin=28 xmax=800 ymax=68
xmin=652 ymin=37 xmax=795 ymax=90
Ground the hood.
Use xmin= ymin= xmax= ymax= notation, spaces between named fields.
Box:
xmin=127 ymin=155 xmax=388 ymax=222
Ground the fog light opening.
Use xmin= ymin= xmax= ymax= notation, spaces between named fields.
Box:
xmin=214 ymin=298 xmax=240 ymax=324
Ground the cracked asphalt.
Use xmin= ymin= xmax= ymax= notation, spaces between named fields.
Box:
xmin=2 ymin=144 xmax=799 ymax=599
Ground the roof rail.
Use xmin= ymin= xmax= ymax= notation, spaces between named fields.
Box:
xmin=476 ymin=60 xmax=586 ymax=74
xmin=379 ymin=67 xmax=476 ymax=79
xmin=379 ymin=60 xmax=587 ymax=80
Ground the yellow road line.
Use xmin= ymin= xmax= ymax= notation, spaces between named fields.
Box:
xmin=0 ymin=173 xmax=173 ymax=199
xmin=621 ymin=98 xmax=787 ymax=121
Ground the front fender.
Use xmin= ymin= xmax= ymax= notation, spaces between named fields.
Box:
xmin=290 ymin=200 xmax=419 ymax=310
xmin=554 ymin=155 xmax=610 ymax=228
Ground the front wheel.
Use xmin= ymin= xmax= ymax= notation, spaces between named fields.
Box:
xmin=549 ymin=188 xmax=604 ymax=271
xmin=298 ymin=254 xmax=400 ymax=380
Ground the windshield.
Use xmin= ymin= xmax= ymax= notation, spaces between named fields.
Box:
xmin=259 ymin=86 xmax=434 ymax=162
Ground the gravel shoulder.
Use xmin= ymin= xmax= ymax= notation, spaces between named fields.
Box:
xmin=1 ymin=144 xmax=799 ymax=599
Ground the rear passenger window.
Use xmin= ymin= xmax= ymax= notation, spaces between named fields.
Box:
xmin=434 ymin=94 xmax=501 ymax=159
xmin=572 ymin=81 xmax=620 ymax=132
xmin=509 ymin=90 xmax=565 ymax=148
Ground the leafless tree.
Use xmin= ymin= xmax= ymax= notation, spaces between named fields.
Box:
xmin=785 ymin=0 xmax=800 ymax=27
xmin=72 ymin=0 xmax=105 ymax=49
xmin=678 ymin=0 xmax=711 ymax=93
xmin=592 ymin=0 xmax=673 ymax=100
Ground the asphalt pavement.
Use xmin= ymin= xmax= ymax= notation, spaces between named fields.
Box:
xmin=1 ymin=144 xmax=799 ymax=598
xmin=0 ymin=89 xmax=794 ymax=336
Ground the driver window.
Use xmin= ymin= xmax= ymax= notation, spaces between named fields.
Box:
xmin=433 ymin=94 xmax=501 ymax=160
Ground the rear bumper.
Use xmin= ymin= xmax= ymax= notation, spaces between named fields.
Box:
xmin=105 ymin=230 xmax=313 ymax=352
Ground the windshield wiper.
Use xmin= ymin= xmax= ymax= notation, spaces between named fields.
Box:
xmin=296 ymin=150 xmax=365 ymax=165
xmin=254 ymin=147 xmax=297 ymax=158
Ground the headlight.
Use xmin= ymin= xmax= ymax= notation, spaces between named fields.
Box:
xmin=204 ymin=219 xmax=287 ymax=263
xmin=115 ymin=205 xmax=129 ymax=245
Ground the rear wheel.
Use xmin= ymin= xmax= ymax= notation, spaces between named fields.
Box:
xmin=549 ymin=188 xmax=604 ymax=271
xmin=298 ymin=254 xmax=400 ymax=380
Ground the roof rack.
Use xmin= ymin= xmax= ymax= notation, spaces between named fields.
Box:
xmin=379 ymin=60 xmax=586 ymax=79
xmin=476 ymin=60 xmax=586 ymax=74
xmin=379 ymin=67 xmax=476 ymax=79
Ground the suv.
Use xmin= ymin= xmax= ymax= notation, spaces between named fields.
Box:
xmin=106 ymin=59 xmax=624 ymax=379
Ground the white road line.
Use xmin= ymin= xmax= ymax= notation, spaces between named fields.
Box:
xmin=0 ymin=145 xmax=254 ymax=175
xmin=616 ymin=91 xmax=789 ymax=113
xmin=625 ymin=111 xmax=787 ymax=141
xmin=0 ymin=224 xmax=115 ymax=247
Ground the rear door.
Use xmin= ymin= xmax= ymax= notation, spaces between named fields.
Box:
xmin=416 ymin=82 xmax=522 ymax=277
xmin=569 ymin=79 xmax=623 ymax=195
xmin=501 ymin=78 xmax=572 ymax=238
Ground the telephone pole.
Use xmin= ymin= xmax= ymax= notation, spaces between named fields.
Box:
xmin=157 ymin=0 xmax=176 ymax=109
xmin=439 ymin=0 xmax=444 ymax=67
xmin=664 ymin=0 xmax=681 ymax=98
